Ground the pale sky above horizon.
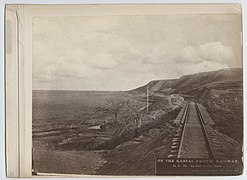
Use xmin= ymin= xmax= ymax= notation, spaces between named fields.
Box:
xmin=33 ymin=13 xmax=242 ymax=91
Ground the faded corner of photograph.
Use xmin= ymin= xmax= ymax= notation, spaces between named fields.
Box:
xmin=31 ymin=6 xmax=243 ymax=176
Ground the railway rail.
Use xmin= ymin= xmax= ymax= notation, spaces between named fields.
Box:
xmin=168 ymin=101 xmax=226 ymax=159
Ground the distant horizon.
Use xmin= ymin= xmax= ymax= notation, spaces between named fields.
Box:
xmin=32 ymin=67 xmax=242 ymax=91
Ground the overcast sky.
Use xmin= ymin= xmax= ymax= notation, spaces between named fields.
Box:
xmin=33 ymin=13 xmax=242 ymax=91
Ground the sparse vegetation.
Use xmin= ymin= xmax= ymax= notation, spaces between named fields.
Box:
xmin=33 ymin=68 xmax=243 ymax=175
xmin=204 ymin=89 xmax=243 ymax=143
xmin=95 ymin=98 xmax=129 ymax=123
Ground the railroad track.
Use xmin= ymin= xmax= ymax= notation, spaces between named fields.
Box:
xmin=168 ymin=101 xmax=226 ymax=159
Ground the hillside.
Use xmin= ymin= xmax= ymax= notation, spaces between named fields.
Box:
xmin=130 ymin=68 xmax=242 ymax=97
xmin=130 ymin=68 xmax=243 ymax=142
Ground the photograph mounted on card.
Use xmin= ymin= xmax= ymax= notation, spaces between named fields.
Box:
xmin=5 ymin=4 xmax=243 ymax=177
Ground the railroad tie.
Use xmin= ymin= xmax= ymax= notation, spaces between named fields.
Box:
xmin=168 ymin=102 xmax=189 ymax=159
xmin=168 ymin=154 xmax=176 ymax=158
xmin=172 ymin=137 xmax=180 ymax=142
xmin=215 ymin=151 xmax=227 ymax=159
xmin=171 ymin=145 xmax=179 ymax=149
xmin=207 ymin=131 xmax=227 ymax=158
xmin=172 ymin=142 xmax=179 ymax=146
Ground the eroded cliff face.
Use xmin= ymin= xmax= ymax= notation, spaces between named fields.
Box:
xmin=130 ymin=68 xmax=242 ymax=95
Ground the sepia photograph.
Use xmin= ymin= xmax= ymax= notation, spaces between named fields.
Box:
xmin=31 ymin=5 xmax=243 ymax=176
